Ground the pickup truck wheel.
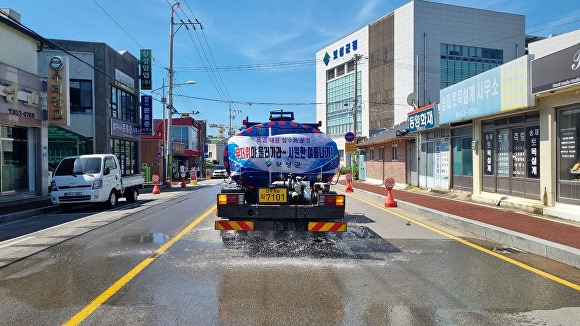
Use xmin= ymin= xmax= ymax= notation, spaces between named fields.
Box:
xmin=105 ymin=190 xmax=118 ymax=209
xmin=60 ymin=204 xmax=73 ymax=212
xmin=126 ymin=187 xmax=139 ymax=203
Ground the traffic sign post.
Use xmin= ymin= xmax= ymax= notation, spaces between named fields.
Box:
xmin=384 ymin=177 xmax=397 ymax=207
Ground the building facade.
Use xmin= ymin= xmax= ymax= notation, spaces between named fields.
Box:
xmin=316 ymin=0 xmax=525 ymax=169
xmin=140 ymin=117 xmax=205 ymax=181
xmin=37 ymin=40 xmax=142 ymax=176
xmin=0 ymin=9 xmax=49 ymax=196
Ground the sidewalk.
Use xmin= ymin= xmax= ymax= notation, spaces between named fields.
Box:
xmin=338 ymin=179 xmax=580 ymax=269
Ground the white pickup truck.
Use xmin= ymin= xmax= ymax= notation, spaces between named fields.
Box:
xmin=50 ymin=154 xmax=145 ymax=211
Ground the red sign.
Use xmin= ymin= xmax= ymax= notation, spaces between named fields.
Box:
xmin=385 ymin=177 xmax=395 ymax=189
xmin=346 ymin=172 xmax=353 ymax=181
xmin=152 ymin=174 xmax=160 ymax=182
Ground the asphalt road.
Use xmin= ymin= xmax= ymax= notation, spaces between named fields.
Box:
xmin=0 ymin=180 xmax=578 ymax=325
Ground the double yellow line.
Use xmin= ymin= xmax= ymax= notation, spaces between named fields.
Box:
xmin=342 ymin=191 xmax=580 ymax=291
xmin=63 ymin=205 xmax=216 ymax=326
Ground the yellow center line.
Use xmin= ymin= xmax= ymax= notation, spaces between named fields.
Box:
xmin=63 ymin=205 xmax=217 ymax=326
xmin=341 ymin=191 xmax=580 ymax=291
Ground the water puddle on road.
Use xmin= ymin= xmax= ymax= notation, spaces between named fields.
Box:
xmin=121 ymin=233 xmax=169 ymax=244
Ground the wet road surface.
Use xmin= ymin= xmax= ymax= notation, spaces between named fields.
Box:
xmin=0 ymin=182 xmax=578 ymax=325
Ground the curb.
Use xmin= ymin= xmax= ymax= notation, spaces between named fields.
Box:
xmin=338 ymin=184 xmax=580 ymax=269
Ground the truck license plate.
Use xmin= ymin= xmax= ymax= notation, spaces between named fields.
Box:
xmin=258 ymin=188 xmax=287 ymax=203
xmin=65 ymin=192 xmax=82 ymax=197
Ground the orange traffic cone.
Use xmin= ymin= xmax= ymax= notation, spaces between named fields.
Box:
xmin=152 ymin=182 xmax=161 ymax=194
xmin=345 ymin=172 xmax=354 ymax=192
xmin=384 ymin=177 xmax=397 ymax=207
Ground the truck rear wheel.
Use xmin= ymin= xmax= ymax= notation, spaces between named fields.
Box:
xmin=105 ymin=190 xmax=118 ymax=209
xmin=126 ymin=187 xmax=138 ymax=203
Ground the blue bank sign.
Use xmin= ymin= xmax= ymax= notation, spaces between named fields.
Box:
xmin=439 ymin=55 xmax=533 ymax=124
xmin=408 ymin=104 xmax=436 ymax=132
xmin=323 ymin=39 xmax=358 ymax=66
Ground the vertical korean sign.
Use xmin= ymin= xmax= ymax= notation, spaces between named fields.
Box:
xmin=48 ymin=56 xmax=70 ymax=126
xmin=141 ymin=95 xmax=153 ymax=135
xmin=140 ymin=49 xmax=152 ymax=90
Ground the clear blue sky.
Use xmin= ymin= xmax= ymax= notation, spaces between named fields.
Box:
xmin=4 ymin=0 xmax=580 ymax=137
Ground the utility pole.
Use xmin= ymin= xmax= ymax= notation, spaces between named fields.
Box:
xmin=167 ymin=2 xmax=202 ymax=184
xmin=228 ymin=102 xmax=242 ymax=138
xmin=349 ymin=54 xmax=362 ymax=170
xmin=161 ymin=78 xmax=166 ymax=184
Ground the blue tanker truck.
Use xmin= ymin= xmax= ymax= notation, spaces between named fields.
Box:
xmin=215 ymin=111 xmax=346 ymax=232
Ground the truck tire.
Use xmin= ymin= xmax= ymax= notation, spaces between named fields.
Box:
xmin=105 ymin=190 xmax=118 ymax=209
xmin=126 ymin=187 xmax=139 ymax=203
xmin=60 ymin=204 xmax=73 ymax=212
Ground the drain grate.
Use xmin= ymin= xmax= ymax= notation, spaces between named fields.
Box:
xmin=492 ymin=247 xmax=523 ymax=254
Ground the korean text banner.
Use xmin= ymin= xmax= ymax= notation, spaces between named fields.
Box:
xmin=439 ymin=55 xmax=532 ymax=124
xmin=226 ymin=133 xmax=339 ymax=177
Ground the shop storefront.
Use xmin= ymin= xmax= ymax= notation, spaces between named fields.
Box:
xmin=439 ymin=55 xmax=534 ymax=196
xmin=481 ymin=112 xmax=540 ymax=199
xmin=531 ymin=42 xmax=580 ymax=207
xmin=0 ymin=64 xmax=47 ymax=195
xmin=408 ymin=104 xmax=452 ymax=191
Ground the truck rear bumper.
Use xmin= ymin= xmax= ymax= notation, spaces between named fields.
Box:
xmin=215 ymin=219 xmax=346 ymax=232
xmin=216 ymin=204 xmax=345 ymax=220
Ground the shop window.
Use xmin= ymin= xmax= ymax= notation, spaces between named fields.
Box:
xmin=497 ymin=128 xmax=510 ymax=177
xmin=512 ymin=128 xmax=525 ymax=177
xmin=462 ymin=138 xmax=473 ymax=176
xmin=70 ymin=79 xmax=92 ymax=113
xmin=558 ymin=108 xmax=580 ymax=181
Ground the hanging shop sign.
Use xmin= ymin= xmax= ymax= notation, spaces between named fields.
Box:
xmin=531 ymin=42 xmax=580 ymax=94
xmin=439 ymin=55 xmax=533 ymax=124
xmin=47 ymin=56 xmax=71 ymax=126
xmin=141 ymin=95 xmax=153 ymax=135
xmin=140 ymin=49 xmax=152 ymax=90
xmin=407 ymin=103 xmax=437 ymax=132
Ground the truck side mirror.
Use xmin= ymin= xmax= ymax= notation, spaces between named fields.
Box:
xmin=104 ymin=167 xmax=110 ymax=175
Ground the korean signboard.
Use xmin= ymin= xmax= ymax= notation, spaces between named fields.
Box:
xmin=140 ymin=49 xmax=152 ymax=90
xmin=439 ymin=55 xmax=533 ymax=124
xmin=141 ymin=95 xmax=153 ymax=135
xmin=531 ymin=43 xmax=580 ymax=94
xmin=47 ymin=56 xmax=70 ymax=126
xmin=408 ymin=103 xmax=436 ymax=132
xmin=111 ymin=118 xmax=141 ymax=140
xmin=323 ymin=39 xmax=358 ymax=66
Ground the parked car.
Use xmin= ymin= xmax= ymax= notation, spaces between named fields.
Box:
xmin=212 ymin=165 xmax=228 ymax=178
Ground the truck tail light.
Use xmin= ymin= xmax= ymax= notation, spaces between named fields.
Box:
xmin=217 ymin=194 xmax=244 ymax=205
xmin=319 ymin=194 xmax=344 ymax=206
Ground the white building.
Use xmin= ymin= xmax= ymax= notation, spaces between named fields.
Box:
xmin=316 ymin=0 xmax=525 ymax=167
